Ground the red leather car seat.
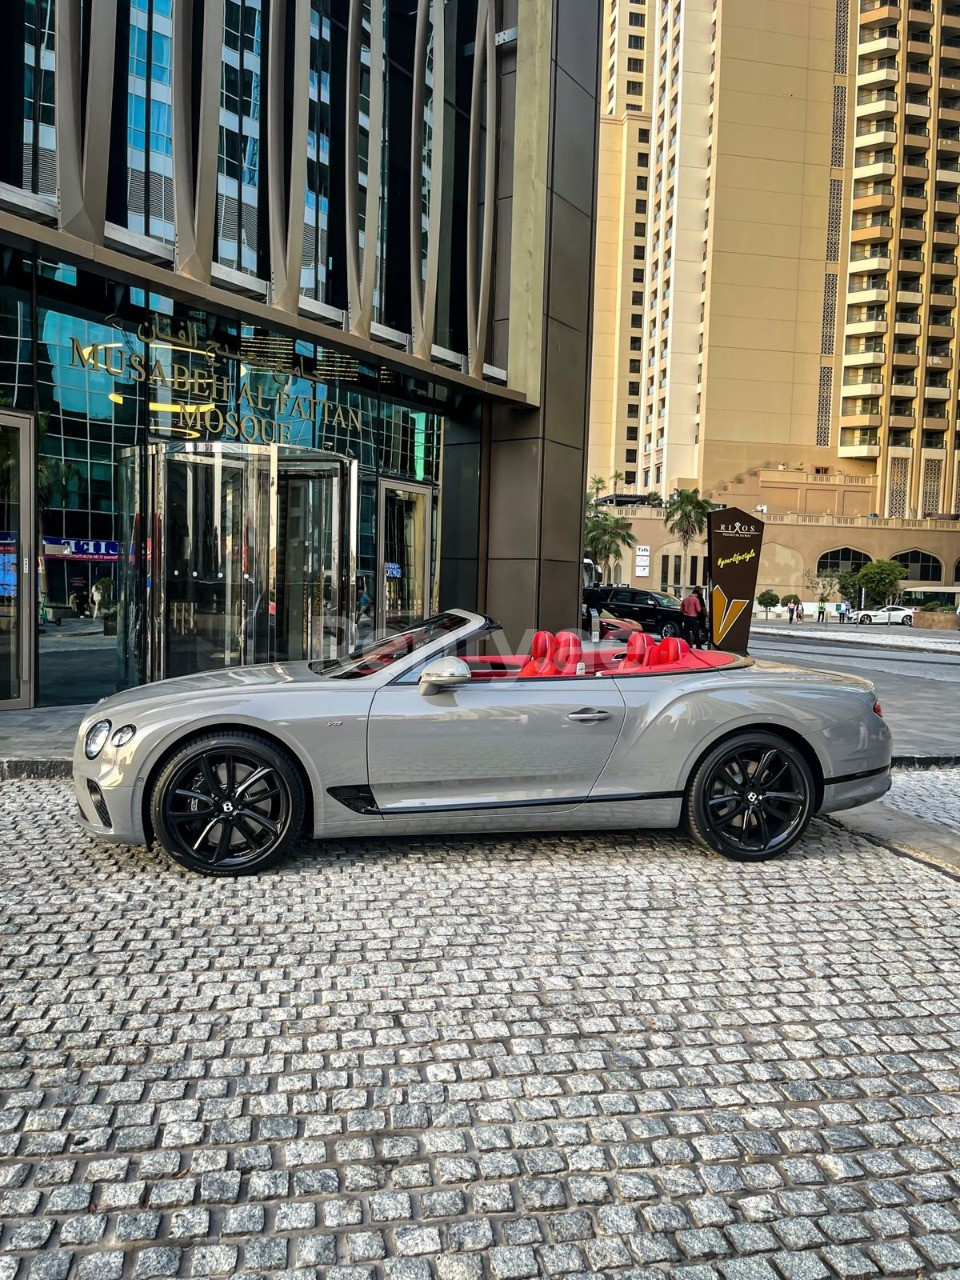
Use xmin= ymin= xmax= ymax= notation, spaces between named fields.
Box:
xmin=518 ymin=630 xmax=559 ymax=677
xmin=626 ymin=631 xmax=657 ymax=661
xmin=619 ymin=638 xmax=663 ymax=673
xmin=555 ymin=631 xmax=584 ymax=675
xmin=658 ymin=636 xmax=691 ymax=664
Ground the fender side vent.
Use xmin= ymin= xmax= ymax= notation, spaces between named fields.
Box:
xmin=327 ymin=786 xmax=380 ymax=816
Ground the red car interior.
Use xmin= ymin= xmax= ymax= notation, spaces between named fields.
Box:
xmin=462 ymin=630 xmax=738 ymax=680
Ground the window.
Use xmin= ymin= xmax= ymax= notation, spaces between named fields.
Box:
xmin=627 ymin=58 xmax=643 ymax=72
xmin=626 ymin=80 xmax=642 ymax=95
xmin=660 ymin=555 xmax=669 ymax=590
xmin=637 ymin=177 xmax=647 ymax=190
xmin=639 ymin=127 xmax=650 ymax=142
xmin=690 ymin=555 xmax=698 ymax=587
xmin=891 ymin=549 xmax=942 ymax=581
xmin=625 ymin=470 xmax=637 ymax=486
xmin=636 ymin=200 xmax=647 ymax=214
xmin=816 ymin=547 xmax=871 ymax=577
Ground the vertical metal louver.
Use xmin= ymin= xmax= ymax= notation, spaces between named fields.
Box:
xmin=821 ymin=274 xmax=838 ymax=355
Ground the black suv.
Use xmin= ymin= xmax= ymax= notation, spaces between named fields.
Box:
xmin=585 ymin=585 xmax=684 ymax=637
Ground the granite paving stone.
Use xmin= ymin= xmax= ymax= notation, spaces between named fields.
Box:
xmin=1 ymin=781 xmax=960 ymax=1279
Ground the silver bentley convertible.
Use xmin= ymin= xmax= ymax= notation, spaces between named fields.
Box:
xmin=74 ymin=609 xmax=892 ymax=875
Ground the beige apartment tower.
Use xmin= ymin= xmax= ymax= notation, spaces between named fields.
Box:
xmin=591 ymin=0 xmax=960 ymax=544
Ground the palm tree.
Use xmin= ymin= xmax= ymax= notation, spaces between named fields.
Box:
xmin=584 ymin=507 xmax=636 ymax=583
xmin=664 ymin=487 xmax=711 ymax=591
xmin=588 ymin=475 xmax=607 ymax=502
xmin=610 ymin=469 xmax=625 ymax=497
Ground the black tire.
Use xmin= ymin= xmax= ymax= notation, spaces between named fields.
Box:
xmin=858 ymin=615 xmax=870 ymax=625
xmin=683 ymin=731 xmax=815 ymax=862
xmin=661 ymin=620 xmax=680 ymax=638
xmin=902 ymin=616 xmax=912 ymax=627
xmin=150 ymin=732 xmax=305 ymax=876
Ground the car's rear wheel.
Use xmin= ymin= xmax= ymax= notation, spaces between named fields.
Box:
xmin=661 ymin=620 xmax=680 ymax=638
xmin=150 ymin=732 xmax=305 ymax=875
xmin=902 ymin=616 xmax=913 ymax=626
xmin=683 ymin=732 xmax=815 ymax=862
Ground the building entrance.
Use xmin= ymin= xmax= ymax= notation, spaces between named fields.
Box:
xmin=120 ymin=443 xmax=356 ymax=687
xmin=0 ymin=411 xmax=35 ymax=709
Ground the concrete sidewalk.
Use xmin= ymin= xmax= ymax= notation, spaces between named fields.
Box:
xmin=0 ymin=704 xmax=85 ymax=777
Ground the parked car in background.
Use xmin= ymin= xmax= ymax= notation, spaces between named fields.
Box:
xmin=585 ymin=585 xmax=684 ymax=637
xmin=849 ymin=605 xmax=915 ymax=627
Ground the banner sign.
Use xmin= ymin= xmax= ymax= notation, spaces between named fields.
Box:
xmin=707 ymin=507 xmax=764 ymax=652
xmin=42 ymin=537 xmax=119 ymax=563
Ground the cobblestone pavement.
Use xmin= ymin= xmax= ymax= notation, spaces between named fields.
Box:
xmin=883 ymin=767 xmax=960 ymax=838
xmin=3 ymin=782 xmax=960 ymax=1280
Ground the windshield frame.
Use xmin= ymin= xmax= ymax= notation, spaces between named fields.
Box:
xmin=310 ymin=610 xmax=494 ymax=681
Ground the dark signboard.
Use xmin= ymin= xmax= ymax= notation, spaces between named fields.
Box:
xmin=707 ymin=507 xmax=764 ymax=652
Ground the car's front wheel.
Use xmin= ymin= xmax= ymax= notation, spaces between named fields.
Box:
xmin=661 ymin=620 xmax=680 ymax=638
xmin=683 ymin=732 xmax=815 ymax=862
xmin=858 ymin=615 xmax=870 ymax=625
xmin=150 ymin=732 xmax=305 ymax=875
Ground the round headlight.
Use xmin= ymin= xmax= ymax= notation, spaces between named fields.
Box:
xmin=84 ymin=719 xmax=112 ymax=760
xmin=111 ymin=724 xmax=136 ymax=748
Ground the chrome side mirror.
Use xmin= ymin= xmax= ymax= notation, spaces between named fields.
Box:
xmin=419 ymin=656 xmax=472 ymax=696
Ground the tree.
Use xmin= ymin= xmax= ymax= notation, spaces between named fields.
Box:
xmin=858 ymin=559 xmax=907 ymax=608
xmin=644 ymin=490 xmax=664 ymax=508
xmin=781 ymin=593 xmax=800 ymax=607
xmin=664 ymin=487 xmax=712 ymax=590
xmin=610 ymin=470 xmax=625 ymax=496
xmin=757 ymin=590 xmax=780 ymax=619
xmin=804 ymin=570 xmax=838 ymax=604
xmin=588 ymin=475 xmax=607 ymax=502
xmin=836 ymin=568 xmax=862 ymax=609
xmin=584 ymin=507 xmax=636 ymax=583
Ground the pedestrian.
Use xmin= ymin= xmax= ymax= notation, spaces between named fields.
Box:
xmin=817 ymin=599 xmax=826 ymax=624
xmin=787 ymin=600 xmax=796 ymax=624
xmin=838 ymin=599 xmax=846 ymax=625
xmin=680 ymin=588 xmax=703 ymax=648
xmin=796 ymin=602 xmax=804 ymax=624
xmin=956 ymin=599 xmax=960 ymax=631
xmin=693 ymin=586 xmax=707 ymax=647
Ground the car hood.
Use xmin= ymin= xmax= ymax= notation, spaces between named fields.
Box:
xmin=740 ymin=657 xmax=876 ymax=693
xmin=85 ymin=662 xmax=329 ymax=717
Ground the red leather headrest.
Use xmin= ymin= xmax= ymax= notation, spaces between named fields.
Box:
xmin=659 ymin=637 xmax=683 ymax=663
xmin=555 ymin=631 xmax=583 ymax=670
xmin=529 ymin=630 xmax=556 ymax=661
xmin=626 ymin=631 xmax=656 ymax=660
xmin=641 ymin=644 xmax=662 ymax=667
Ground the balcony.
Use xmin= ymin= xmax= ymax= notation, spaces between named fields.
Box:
xmin=901 ymin=194 xmax=928 ymax=213
xmin=860 ymin=0 xmax=901 ymax=22
xmin=892 ymin=349 xmax=921 ymax=366
xmin=890 ymin=378 xmax=919 ymax=395
xmin=942 ymin=37 xmax=960 ymax=63
xmin=923 ymin=413 xmax=950 ymax=428
xmin=904 ymin=94 xmax=932 ymax=119
xmin=906 ymin=68 xmax=933 ymax=90
xmin=857 ymin=89 xmax=898 ymax=118
xmin=931 ymin=288 xmax=958 ymax=306
xmin=908 ymin=0 xmax=934 ymax=21
xmin=935 ymin=195 xmax=960 ymax=215
xmin=900 ymin=220 xmax=926 ymax=242
xmin=860 ymin=61 xmax=900 ymax=88
xmin=903 ymin=126 xmax=931 ymax=150
xmin=924 ymin=383 xmax=952 ymax=399
xmin=898 ymin=252 xmax=924 ymax=273
xmin=896 ymin=287 xmax=924 ymax=304
xmin=894 ymin=319 xmax=923 ymax=336
xmin=927 ymin=352 xmax=953 ymax=368
xmin=890 ymin=414 xmax=917 ymax=429
xmin=843 ymin=376 xmax=886 ymax=394
xmin=839 ymin=429 xmax=882 ymax=458
xmin=937 ymin=163 xmax=960 ymax=186
xmin=907 ymin=34 xmax=933 ymax=54
xmin=849 ymin=286 xmax=891 ymax=305
xmin=859 ymin=33 xmax=900 ymax=54
xmin=855 ymin=124 xmax=897 ymax=148
xmin=854 ymin=189 xmax=896 ymax=212
xmin=843 ymin=347 xmax=886 ymax=364
xmin=942 ymin=72 xmax=960 ymax=94
xmin=847 ymin=317 xmax=889 ymax=336
xmin=854 ymin=158 xmax=897 ymax=180
xmin=934 ymin=226 xmax=960 ymax=246
xmin=929 ymin=323 xmax=956 ymax=340
xmin=850 ymin=250 xmax=892 ymax=269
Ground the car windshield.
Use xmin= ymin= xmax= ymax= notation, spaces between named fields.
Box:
xmin=311 ymin=613 xmax=468 ymax=679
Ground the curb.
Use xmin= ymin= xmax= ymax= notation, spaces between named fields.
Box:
xmin=832 ymin=807 xmax=960 ymax=882
xmin=892 ymin=754 xmax=960 ymax=769
xmin=0 ymin=759 xmax=72 ymax=781
xmin=752 ymin=627 xmax=960 ymax=658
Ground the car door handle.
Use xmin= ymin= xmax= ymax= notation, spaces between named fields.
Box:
xmin=567 ymin=708 xmax=611 ymax=723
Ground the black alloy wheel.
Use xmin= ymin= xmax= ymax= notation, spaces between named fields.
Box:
xmin=661 ymin=620 xmax=681 ymax=638
xmin=684 ymin=732 xmax=814 ymax=862
xmin=150 ymin=732 xmax=305 ymax=875
xmin=858 ymin=615 xmax=870 ymax=625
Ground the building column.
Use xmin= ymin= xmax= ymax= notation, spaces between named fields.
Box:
xmin=483 ymin=0 xmax=602 ymax=645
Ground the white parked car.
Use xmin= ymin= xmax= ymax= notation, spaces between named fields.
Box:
xmin=849 ymin=604 xmax=915 ymax=626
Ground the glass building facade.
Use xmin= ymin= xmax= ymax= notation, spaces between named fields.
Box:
xmin=0 ymin=0 xmax=603 ymax=710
